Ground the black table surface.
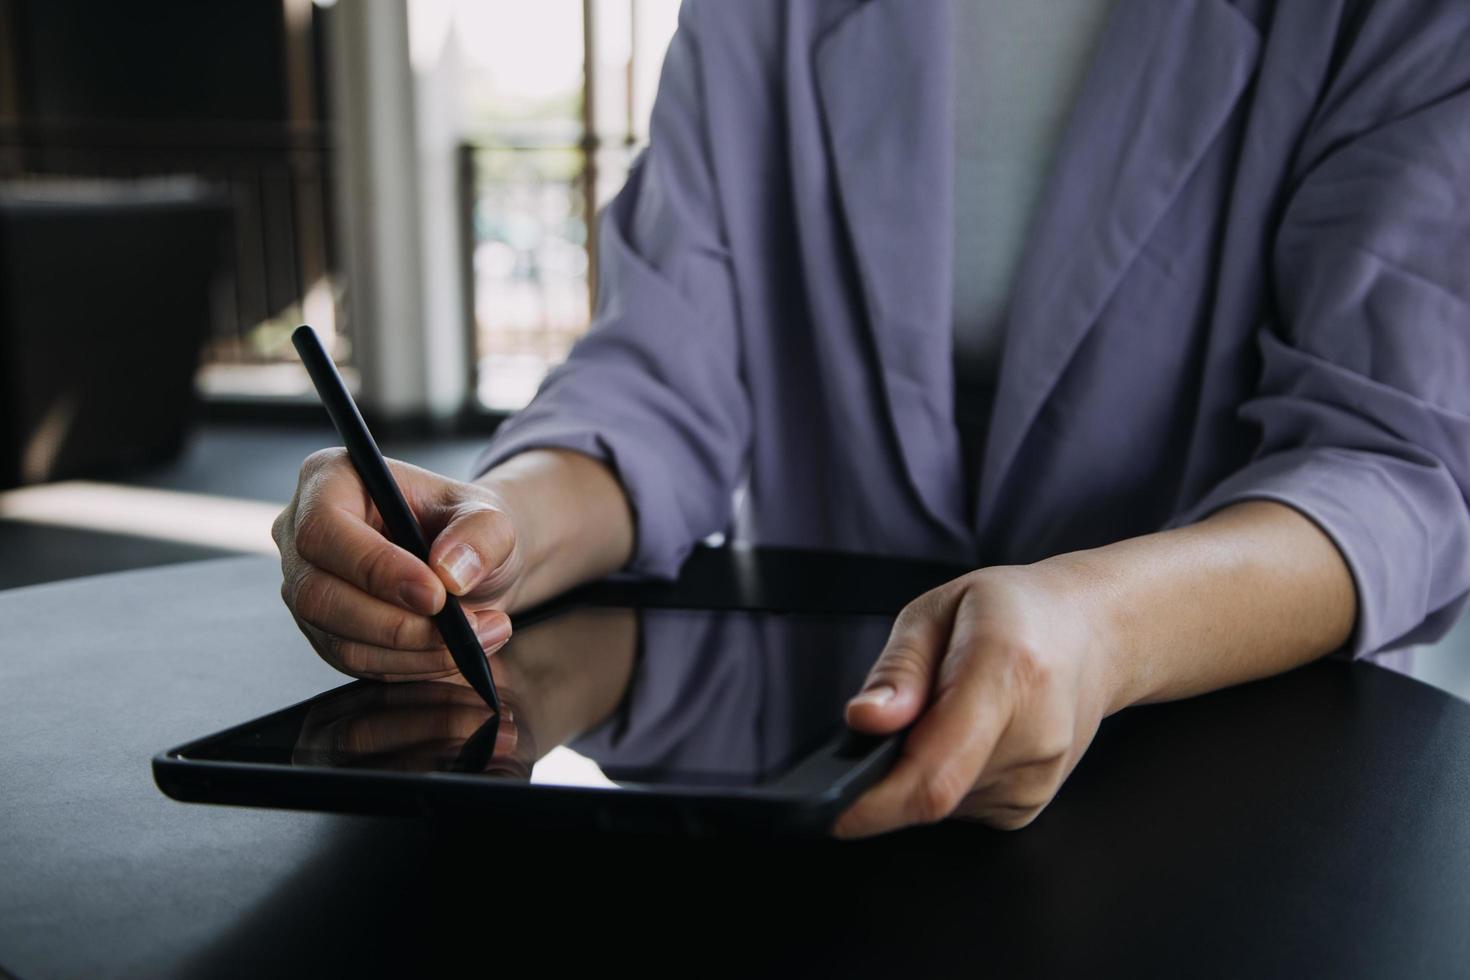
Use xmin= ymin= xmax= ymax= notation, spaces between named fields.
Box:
xmin=3 ymin=547 xmax=1469 ymax=978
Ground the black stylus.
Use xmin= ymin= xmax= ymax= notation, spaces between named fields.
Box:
xmin=291 ymin=324 xmax=503 ymax=713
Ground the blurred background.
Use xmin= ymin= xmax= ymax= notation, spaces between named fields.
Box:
xmin=0 ymin=0 xmax=676 ymax=579
xmin=0 ymin=0 xmax=1464 ymax=700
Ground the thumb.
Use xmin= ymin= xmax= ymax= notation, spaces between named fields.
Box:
xmin=427 ymin=502 xmax=517 ymax=597
xmin=846 ymin=590 xmax=956 ymax=734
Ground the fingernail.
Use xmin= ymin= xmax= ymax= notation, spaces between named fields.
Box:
xmin=849 ymin=684 xmax=895 ymax=709
xmin=438 ymin=543 xmax=482 ymax=594
xmin=476 ymin=614 xmax=511 ymax=649
xmin=398 ymin=580 xmax=438 ymax=614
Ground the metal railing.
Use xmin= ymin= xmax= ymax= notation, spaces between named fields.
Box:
xmin=459 ymin=136 xmax=641 ymax=409
xmin=0 ymin=121 xmax=343 ymax=369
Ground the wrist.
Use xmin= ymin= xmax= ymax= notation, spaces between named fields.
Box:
xmin=1027 ymin=550 xmax=1148 ymax=715
xmin=472 ymin=448 xmax=635 ymax=607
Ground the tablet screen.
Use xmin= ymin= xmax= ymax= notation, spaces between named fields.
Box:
xmin=179 ymin=607 xmax=894 ymax=791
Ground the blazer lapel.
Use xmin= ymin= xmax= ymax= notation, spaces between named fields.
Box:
xmin=977 ymin=0 xmax=1261 ymax=528
xmin=814 ymin=0 xmax=971 ymax=542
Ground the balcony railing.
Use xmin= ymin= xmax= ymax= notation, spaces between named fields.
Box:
xmin=460 ymin=135 xmax=641 ymax=410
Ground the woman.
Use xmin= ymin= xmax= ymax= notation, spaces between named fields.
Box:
xmin=273 ymin=0 xmax=1470 ymax=837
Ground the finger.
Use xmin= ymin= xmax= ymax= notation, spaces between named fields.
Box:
xmin=333 ymin=636 xmax=512 ymax=680
xmin=427 ymin=503 xmax=517 ymax=597
xmin=953 ymin=801 xmax=1046 ymax=832
xmin=290 ymin=567 xmax=512 ymax=653
xmin=293 ymin=609 xmax=455 ymax=680
xmin=291 ymin=497 xmax=446 ymax=617
xmin=271 ymin=498 xmax=295 ymax=552
xmin=972 ymin=695 xmax=1077 ymax=777
xmin=832 ymin=683 xmax=1012 ymax=839
xmin=293 ymin=611 xmax=511 ymax=681
xmin=952 ymin=754 xmax=1072 ymax=830
xmin=363 ymin=653 xmax=517 ymax=696
xmin=835 ymin=615 xmax=1017 ymax=838
xmin=845 ymin=584 xmax=963 ymax=735
xmin=284 ymin=569 xmax=455 ymax=651
xmin=286 ymin=449 xmax=443 ymax=614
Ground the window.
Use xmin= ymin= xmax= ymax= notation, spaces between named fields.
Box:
xmin=455 ymin=0 xmax=681 ymax=410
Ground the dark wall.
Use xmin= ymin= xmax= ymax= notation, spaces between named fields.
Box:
xmin=11 ymin=0 xmax=288 ymax=124
xmin=0 ymin=0 xmax=337 ymax=358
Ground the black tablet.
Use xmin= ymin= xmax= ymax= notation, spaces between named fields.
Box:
xmin=154 ymin=605 xmax=903 ymax=837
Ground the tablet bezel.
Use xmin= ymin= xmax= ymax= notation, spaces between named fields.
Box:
xmin=152 ymin=603 xmax=904 ymax=837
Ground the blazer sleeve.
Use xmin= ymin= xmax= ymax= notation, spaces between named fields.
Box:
xmin=1176 ymin=5 xmax=1470 ymax=656
xmin=471 ymin=5 xmax=750 ymax=579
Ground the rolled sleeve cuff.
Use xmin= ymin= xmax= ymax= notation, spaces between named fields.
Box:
xmin=1169 ymin=449 xmax=1438 ymax=659
xmin=472 ymin=417 xmax=693 ymax=581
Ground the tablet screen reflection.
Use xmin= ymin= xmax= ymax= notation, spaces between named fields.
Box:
xmin=287 ymin=607 xmax=891 ymax=790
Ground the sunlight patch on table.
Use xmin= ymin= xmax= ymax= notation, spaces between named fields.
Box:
xmin=0 ymin=481 xmax=280 ymax=554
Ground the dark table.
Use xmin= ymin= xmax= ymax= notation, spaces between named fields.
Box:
xmin=3 ymin=548 xmax=1469 ymax=978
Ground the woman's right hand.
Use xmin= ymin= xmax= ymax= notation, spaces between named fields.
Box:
xmin=272 ymin=448 xmax=526 ymax=682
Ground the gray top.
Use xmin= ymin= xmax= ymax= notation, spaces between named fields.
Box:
xmin=952 ymin=0 xmax=1118 ymax=483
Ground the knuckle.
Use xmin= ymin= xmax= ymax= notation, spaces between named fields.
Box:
xmin=290 ymin=570 xmax=332 ymax=623
xmin=910 ymin=766 xmax=969 ymax=825
xmin=480 ymin=507 xmax=516 ymax=552
xmin=1031 ymin=738 xmax=1072 ymax=771
xmin=316 ymin=635 xmax=360 ymax=675
xmin=1004 ymin=772 xmax=1062 ymax=813
xmin=912 ymin=578 xmax=968 ymax=620
xmin=270 ymin=506 xmax=290 ymax=547
xmin=874 ymin=641 xmax=930 ymax=685
xmin=987 ymin=807 xmax=1044 ymax=832
xmin=953 ymin=766 xmax=1061 ymax=831
xmin=978 ymin=776 xmax=1060 ymax=831
xmin=355 ymin=542 xmax=400 ymax=595
xmin=1015 ymin=791 xmax=1057 ymax=815
xmin=283 ymin=601 xmax=348 ymax=672
xmin=387 ymin=612 xmax=424 ymax=651
xmin=279 ymin=579 xmax=296 ymax=610
xmin=379 ymin=671 xmax=421 ymax=684
xmin=471 ymin=503 xmax=512 ymax=537
xmin=317 ymin=629 xmax=346 ymax=661
xmin=293 ymin=508 xmax=335 ymax=561
xmin=293 ymin=610 xmax=340 ymax=661
xmin=894 ymin=591 xmax=940 ymax=631
xmin=301 ymin=447 xmax=347 ymax=479
xmin=282 ymin=569 xmax=307 ymax=612
xmin=457 ymin=505 xmax=516 ymax=563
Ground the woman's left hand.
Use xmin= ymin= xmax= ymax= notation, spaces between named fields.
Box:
xmin=833 ymin=562 xmax=1125 ymax=837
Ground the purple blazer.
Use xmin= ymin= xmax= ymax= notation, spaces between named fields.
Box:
xmin=477 ymin=0 xmax=1470 ymax=657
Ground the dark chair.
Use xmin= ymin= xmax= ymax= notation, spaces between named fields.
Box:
xmin=0 ymin=178 xmax=232 ymax=488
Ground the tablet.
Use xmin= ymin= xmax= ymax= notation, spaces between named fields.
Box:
xmin=154 ymin=605 xmax=903 ymax=837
